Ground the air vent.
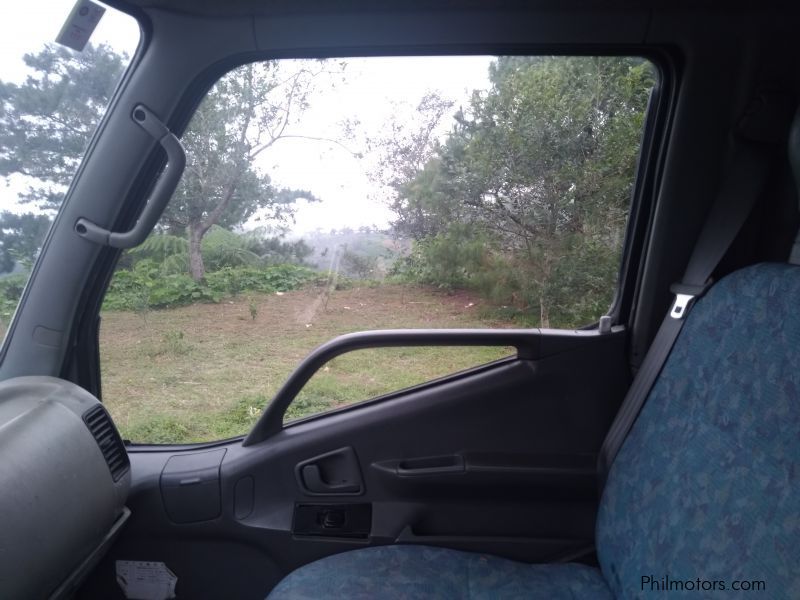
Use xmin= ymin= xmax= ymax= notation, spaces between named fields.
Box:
xmin=83 ymin=405 xmax=130 ymax=482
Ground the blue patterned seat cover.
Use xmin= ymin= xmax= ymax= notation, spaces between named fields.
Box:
xmin=597 ymin=263 xmax=800 ymax=597
xmin=268 ymin=263 xmax=800 ymax=599
xmin=268 ymin=544 xmax=612 ymax=599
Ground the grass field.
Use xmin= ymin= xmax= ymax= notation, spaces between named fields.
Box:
xmin=100 ymin=283 xmax=517 ymax=443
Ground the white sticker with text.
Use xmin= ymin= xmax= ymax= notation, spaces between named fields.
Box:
xmin=116 ymin=560 xmax=177 ymax=600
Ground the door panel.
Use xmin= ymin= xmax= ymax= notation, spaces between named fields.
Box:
xmin=79 ymin=328 xmax=628 ymax=599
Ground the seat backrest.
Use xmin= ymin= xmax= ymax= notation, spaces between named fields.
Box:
xmin=596 ymin=262 xmax=800 ymax=597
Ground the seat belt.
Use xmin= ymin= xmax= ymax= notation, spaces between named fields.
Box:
xmin=788 ymin=105 xmax=800 ymax=265
xmin=597 ymin=94 xmax=793 ymax=491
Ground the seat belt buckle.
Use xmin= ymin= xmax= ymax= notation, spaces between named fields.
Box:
xmin=670 ymin=293 xmax=695 ymax=319
xmin=668 ymin=280 xmax=712 ymax=320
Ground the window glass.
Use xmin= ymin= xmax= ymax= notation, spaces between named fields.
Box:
xmin=100 ymin=55 xmax=656 ymax=443
xmin=286 ymin=346 xmax=514 ymax=425
xmin=0 ymin=1 xmax=139 ymax=335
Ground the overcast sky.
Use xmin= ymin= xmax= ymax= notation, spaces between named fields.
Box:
xmin=0 ymin=1 xmax=494 ymax=235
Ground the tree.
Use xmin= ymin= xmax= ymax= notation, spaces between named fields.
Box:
xmin=389 ymin=57 xmax=655 ymax=326
xmin=0 ymin=44 xmax=127 ymax=209
xmin=0 ymin=211 xmax=52 ymax=272
xmin=373 ymin=93 xmax=454 ymax=188
xmin=0 ymin=44 xmax=336 ymax=280
xmin=162 ymin=61 xmax=331 ymax=279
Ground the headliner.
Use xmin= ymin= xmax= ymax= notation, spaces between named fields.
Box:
xmin=113 ymin=0 xmax=796 ymax=19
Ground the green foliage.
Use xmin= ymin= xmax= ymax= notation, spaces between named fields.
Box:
xmin=103 ymin=260 xmax=216 ymax=311
xmin=389 ymin=56 xmax=655 ymax=327
xmin=284 ymin=387 xmax=348 ymax=422
xmin=0 ymin=44 xmax=328 ymax=280
xmin=392 ymin=224 xmax=487 ymax=289
xmin=122 ymin=228 xmax=314 ymax=275
xmin=469 ymin=235 xmax=621 ymax=328
xmin=123 ymin=415 xmax=192 ymax=444
xmin=0 ymin=273 xmax=28 ymax=322
xmin=106 ymin=227 xmax=318 ymax=312
xmin=122 ymin=395 xmax=270 ymax=443
xmin=166 ymin=63 xmax=321 ymax=237
xmin=103 ymin=262 xmax=316 ymax=311
xmin=0 ymin=44 xmax=127 ymax=208
xmin=209 ymin=395 xmax=269 ymax=437
xmin=204 ymin=264 xmax=316 ymax=297
xmin=163 ymin=61 xmax=327 ymax=279
xmin=341 ymin=249 xmax=378 ymax=279
xmin=0 ymin=212 xmax=52 ymax=273
xmin=200 ymin=226 xmax=261 ymax=271
xmin=124 ymin=233 xmax=188 ymax=273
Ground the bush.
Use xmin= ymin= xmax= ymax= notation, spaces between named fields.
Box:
xmin=391 ymin=225 xmax=619 ymax=329
xmin=391 ymin=224 xmax=487 ymax=289
xmin=0 ymin=273 xmax=28 ymax=321
xmin=104 ymin=262 xmax=316 ymax=311
xmin=204 ymin=264 xmax=316 ymax=297
xmin=103 ymin=260 xmax=217 ymax=311
xmin=471 ymin=236 xmax=619 ymax=328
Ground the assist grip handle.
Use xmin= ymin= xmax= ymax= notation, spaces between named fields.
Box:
xmin=75 ymin=104 xmax=186 ymax=249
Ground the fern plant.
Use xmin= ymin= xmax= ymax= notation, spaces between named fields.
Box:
xmin=201 ymin=226 xmax=262 ymax=271
xmin=128 ymin=233 xmax=189 ymax=274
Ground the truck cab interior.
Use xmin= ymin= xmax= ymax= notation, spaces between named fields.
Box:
xmin=0 ymin=0 xmax=798 ymax=598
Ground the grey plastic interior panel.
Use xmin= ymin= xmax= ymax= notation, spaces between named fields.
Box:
xmin=50 ymin=507 xmax=131 ymax=600
xmin=0 ymin=377 xmax=130 ymax=599
xmin=251 ymin=8 xmax=649 ymax=51
xmin=160 ymin=448 xmax=226 ymax=523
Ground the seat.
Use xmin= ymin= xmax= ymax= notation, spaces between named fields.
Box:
xmin=269 ymin=545 xmax=612 ymax=599
xmin=596 ymin=262 xmax=800 ymax=594
xmin=269 ymin=263 xmax=800 ymax=599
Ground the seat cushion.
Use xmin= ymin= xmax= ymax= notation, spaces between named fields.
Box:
xmin=597 ymin=263 xmax=800 ymax=598
xmin=267 ymin=545 xmax=611 ymax=599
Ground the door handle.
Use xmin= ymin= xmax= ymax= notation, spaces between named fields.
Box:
xmin=301 ymin=464 xmax=361 ymax=494
xmin=296 ymin=447 xmax=364 ymax=495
